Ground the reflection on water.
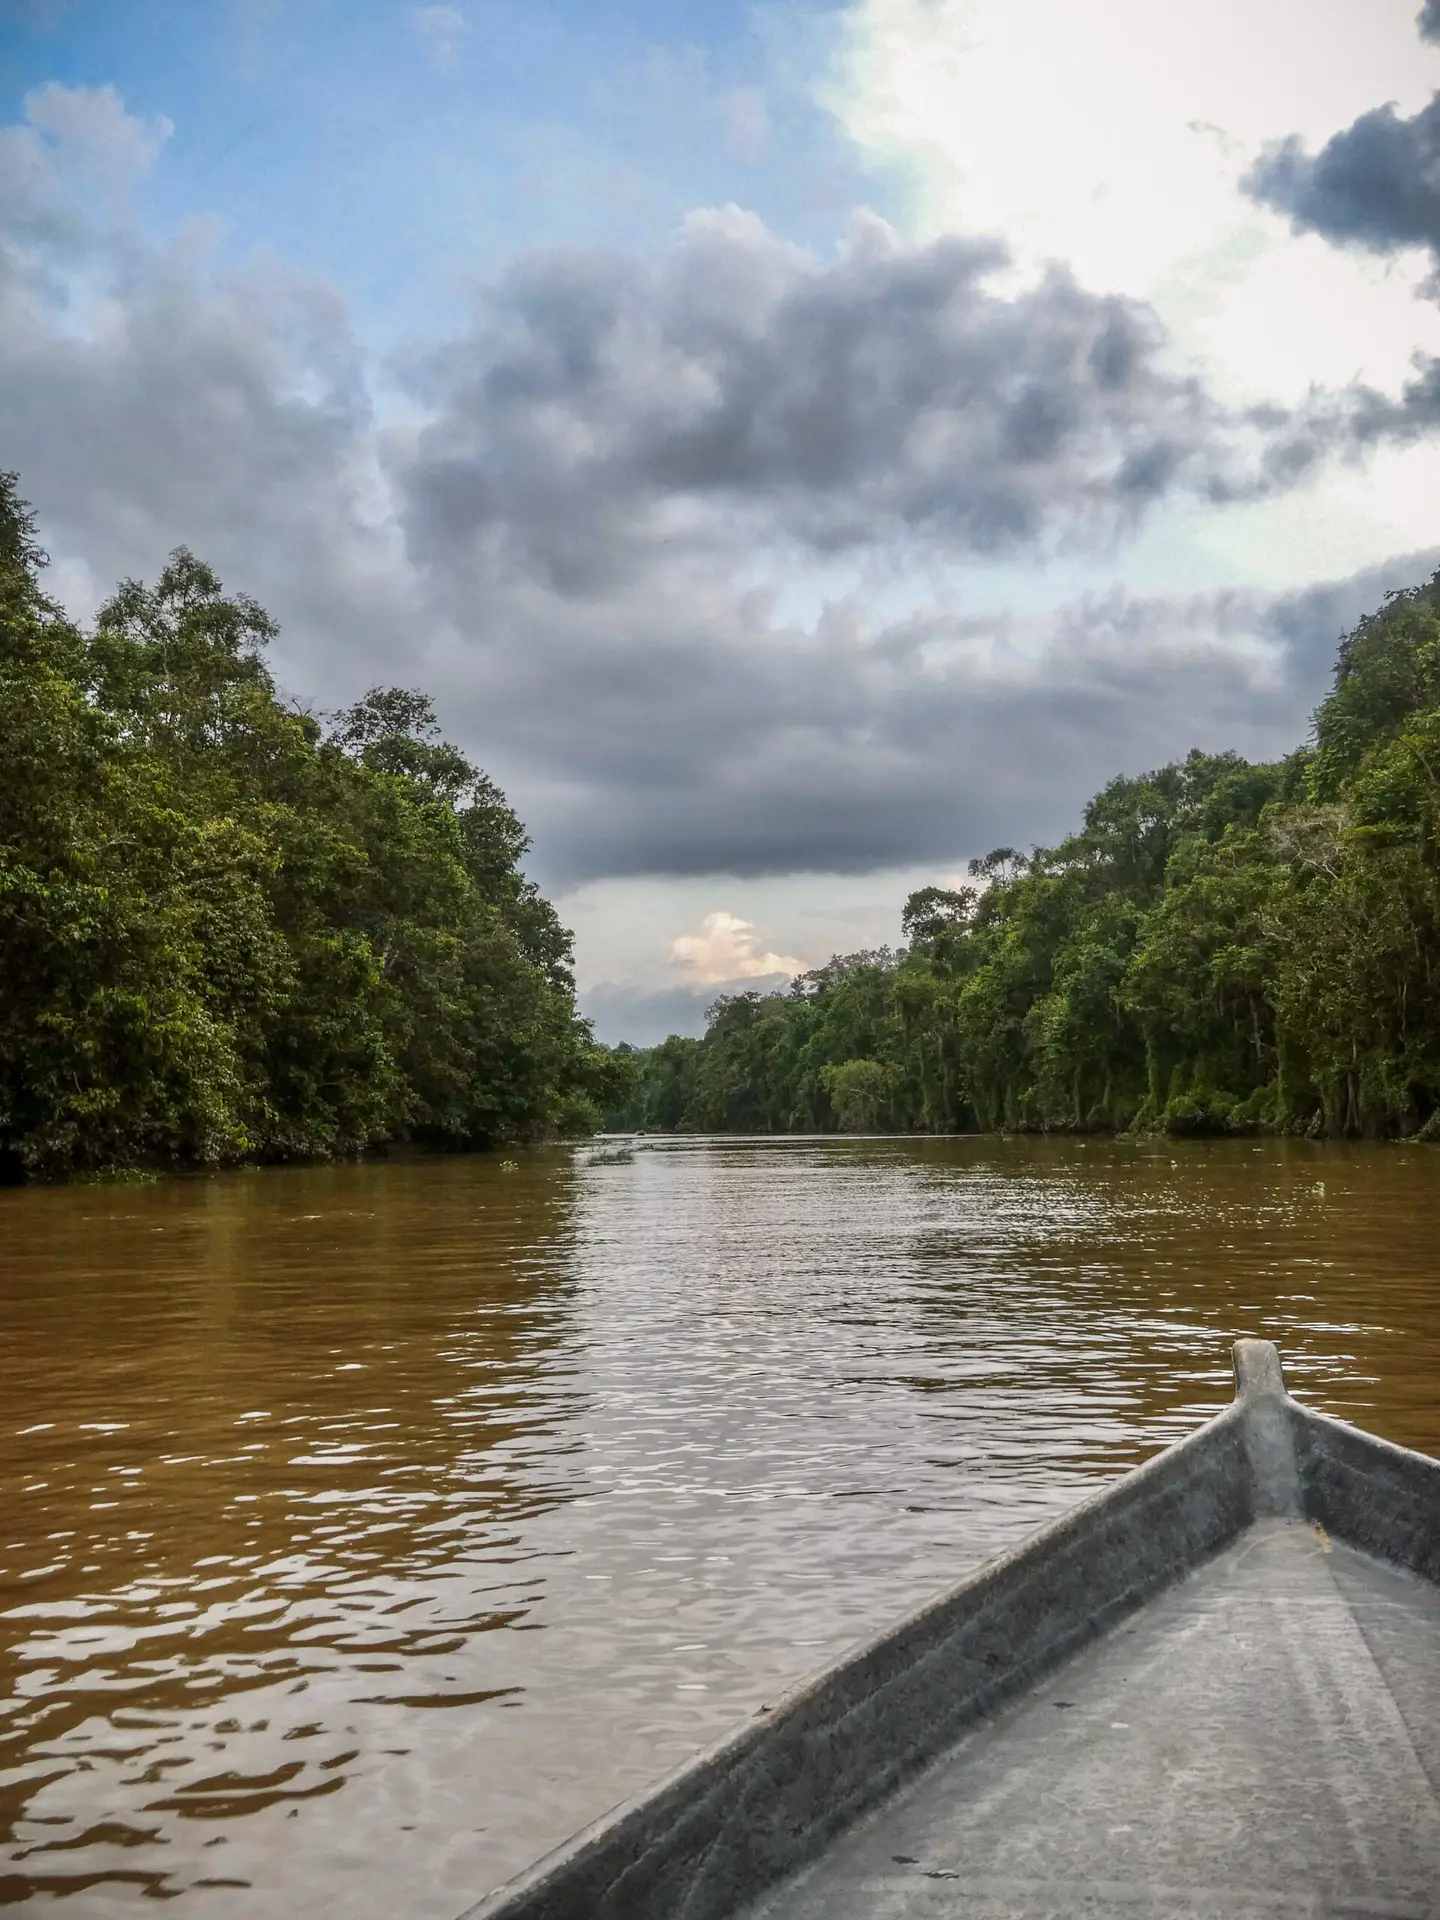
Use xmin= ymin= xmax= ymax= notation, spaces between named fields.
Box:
xmin=1 ymin=1137 xmax=1438 ymax=1914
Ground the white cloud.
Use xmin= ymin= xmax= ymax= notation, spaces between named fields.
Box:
xmin=22 ymin=81 xmax=172 ymax=188
xmin=5 ymin=94 xmax=1434 ymax=900
xmin=670 ymin=912 xmax=808 ymax=984
xmin=821 ymin=0 xmax=1440 ymax=598
xmin=825 ymin=0 xmax=1437 ymax=273
xmin=823 ymin=0 xmax=1440 ymax=395
xmin=561 ymin=872 xmax=942 ymax=1010
xmin=2 ymin=74 xmax=1437 ymax=1013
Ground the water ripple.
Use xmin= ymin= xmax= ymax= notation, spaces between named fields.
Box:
xmin=1 ymin=1137 xmax=1438 ymax=1914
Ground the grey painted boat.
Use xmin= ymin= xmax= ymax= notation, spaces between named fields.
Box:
xmin=463 ymin=1341 xmax=1440 ymax=1920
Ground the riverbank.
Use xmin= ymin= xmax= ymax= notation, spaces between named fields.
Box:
xmin=1 ymin=477 xmax=635 ymax=1183
xmin=612 ymin=573 xmax=1440 ymax=1144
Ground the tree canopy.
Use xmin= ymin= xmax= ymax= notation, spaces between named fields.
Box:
xmin=614 ymin=569 xmax=1440 ymax=1142
xmin=0 ymin=474 xmax=630 ymax=1178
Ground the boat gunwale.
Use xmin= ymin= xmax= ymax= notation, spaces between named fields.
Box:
xmin=460 ymin=1346 xmax=1440 ymax=1920
xmin=1289 ymin=1392 xmax=1440 ymax=1583
xmin=461 ymin=1377 xmax=1269 ymax=1918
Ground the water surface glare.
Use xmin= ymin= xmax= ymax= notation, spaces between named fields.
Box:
xmin=2 ymin=1136 xmax=1438 ymax=1914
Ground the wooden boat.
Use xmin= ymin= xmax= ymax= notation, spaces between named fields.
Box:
xmin=463 ymin=1341 xmax=1440 ymax=1920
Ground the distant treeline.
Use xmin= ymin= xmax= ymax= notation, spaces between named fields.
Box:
xmin=0 ymin=474 xmax=629 ymax=1178
xmin=614 ymin=569 xmax=1440 ymax=1141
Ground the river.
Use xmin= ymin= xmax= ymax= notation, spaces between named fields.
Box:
xmin=2 ymin=1136 xmax=1438 ymax=1915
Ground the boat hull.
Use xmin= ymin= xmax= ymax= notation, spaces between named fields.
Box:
xmin=462 ymin=1343 xmax=1440 ymax=1920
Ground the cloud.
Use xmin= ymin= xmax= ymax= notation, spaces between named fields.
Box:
xmin=670 ymin=911 xmax=806 ymax=984
xmin=400 ymin=204 xmax=1440 ymax=602
xmin=823 ymin=0 xmax=1437 ymax=315
xmin=0 ymin=86 xmax=414 ymax=666
xmin=2 ymin=84 xmax=1438 ymax=906
xmin=0 ymin=81 xmax=169 ymax=265
xmin=411 ymin=6 xmax=466 ymax=69
xmin=1423 ymin=0 xmax=1440 ymax=41
xmin=495 ymin=552 xmax=1440 ymax=883
xmin=385 ymin=206 xmax=1440 ymax=883
xmin=581 ymin=975 xmax=796 ymax=1047
xmin=823 ymin=0 xmax=1440 ymax=504
xmin=402 ymin=207 xmax=1226 ymax=580
xmin=1246 ymin=95 xmax=1440 ymax=266
xmin=21 ymin=80 xmax=172 ymax=186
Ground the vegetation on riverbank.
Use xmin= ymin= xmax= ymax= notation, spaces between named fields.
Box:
xmin=615 ymin=568 xmax=1440 ymax=1140
xmin=0 ymin=475 xmax=629 ymax=1178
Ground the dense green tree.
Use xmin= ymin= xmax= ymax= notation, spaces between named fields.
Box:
xmin=0 ymin=475 xmax=628 ymax=1177
xmin=614 ymin=571 xmax=1440 ymax=1143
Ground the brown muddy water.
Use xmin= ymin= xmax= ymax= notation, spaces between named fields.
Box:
xmin=1 ymin=1135 xmax=1438 ymax=1916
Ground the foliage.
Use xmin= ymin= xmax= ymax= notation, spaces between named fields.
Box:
xmin=614 ymin=571 xmax=1440 ymax=1141
xmin=0 ymin=475 xmax=631 ymax=1177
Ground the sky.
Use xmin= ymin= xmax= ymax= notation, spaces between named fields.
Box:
xmin=2 ymin=0 xmax=1438 ymax=1045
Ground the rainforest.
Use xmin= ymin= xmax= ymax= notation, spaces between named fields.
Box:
xmin=0 ymin=474 xmax=627 ymax=1178
xmin=6 ymin=458 xmax=1440 ymax=1172
xmin=616 ymin=565 xmax=1440 ymax=1142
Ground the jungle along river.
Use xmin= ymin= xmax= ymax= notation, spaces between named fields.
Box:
xmin=2 ymin=1135 xmax=1439 ymax=1917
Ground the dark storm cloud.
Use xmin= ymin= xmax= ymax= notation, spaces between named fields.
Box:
xmin=1422 ymin=0 xmax=1440 ymax=42
xmin=1229 ymin=353 xmax=1440 ymax=502
xmin=495 ymin=554 xmax=1437 ymax=885
xmin=399 ymin=206 xmax=1409 ymax=591
xmin=398 ymin=207 xmax=1440 ymax=629
xmin=402 ymin=209 xmax=1234 ymax=581
xmin=384 ymin=209 xmax=1440 ymax=883
xmin=1349 ymin=354 xmax=1440 ymax=441
xmin=4 ymin=87 xmax=1438 ymax=894
xmin=1245 ymin=94 xmax=1440 ymax=264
